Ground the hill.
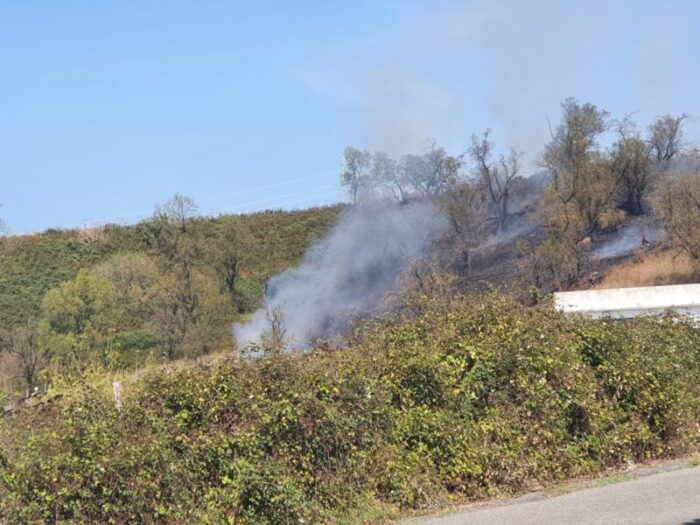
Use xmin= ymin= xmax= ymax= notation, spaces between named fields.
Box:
xmin=0 ymin=206 xmax=341 ymax=330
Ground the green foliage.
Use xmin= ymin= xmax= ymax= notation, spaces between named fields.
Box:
xmin=0 ymin=207 xmax=340 ymax=333
xmin=42 ymin=269 xmax=122 ymax=336
xmin=1 ymin=294 xmax=698 ymax=523
xmin=0 ymin=231 xmax=111 ymax=328
xmin=0 ymin=206 xmax=341 ymax=393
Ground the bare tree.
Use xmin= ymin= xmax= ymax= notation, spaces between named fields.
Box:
xmin=648 ymin=114 xmax=688 ymax=164
xmin=262 ymin=306 xmax=287 ymax=355
xmin=469 ymin=129 xmax=523 ymax=231
xmin=156 ymin=193 xmax=199 ymax=233
xmin=1 ymin=319 xmax=48 ymax=388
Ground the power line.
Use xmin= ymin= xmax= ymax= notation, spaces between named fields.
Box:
xmin=213 ymin=185 xmax=337 ymax=214
xmin=43 ymin=170 xmax=340 ymax=232
xmin=207 ymin=189 xmax=340 ymax=217
xmin=196 ymin=171 xmax=337 ymax=205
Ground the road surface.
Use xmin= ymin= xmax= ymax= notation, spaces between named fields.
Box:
xmin=415 ymin=465 xmax=700 ymax=525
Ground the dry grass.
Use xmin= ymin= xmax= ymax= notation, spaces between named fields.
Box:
xmin=76 ymin=226 xmax=106 ymax=243
xmin=0 ymin=354 xmax=22 ymax=393
xmin=596 ymin=249 xmax=700 ymax=289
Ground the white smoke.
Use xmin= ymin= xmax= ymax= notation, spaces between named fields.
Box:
xmin=296 ymin=1 xmax=699 ymax=167
xmin=234 ymin=200 xmax=447 ymax=349
xmin=593 ymin=220 xmax=665 ymax=259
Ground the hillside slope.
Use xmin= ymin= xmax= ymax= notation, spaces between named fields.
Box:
xmin=0 ymin=206 xmax=341 ymax=330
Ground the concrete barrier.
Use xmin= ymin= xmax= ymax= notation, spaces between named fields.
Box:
xmin=554 ymin=284 xmax=700 ymax=319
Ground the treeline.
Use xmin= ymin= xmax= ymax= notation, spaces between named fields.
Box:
xmin=341 ymin=98 xmax=699 ymax=292
xmin=0 ymin=204 xmax=339 ymax=393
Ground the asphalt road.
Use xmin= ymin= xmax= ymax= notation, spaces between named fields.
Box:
xmin=416 ymin=465 xmax=700 ymax=525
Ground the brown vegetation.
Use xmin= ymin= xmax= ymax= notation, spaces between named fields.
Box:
xmin=0 ymin=355 xmax=21 ymax=394
xmin=595 ymin=249 xmax=700 ymax=289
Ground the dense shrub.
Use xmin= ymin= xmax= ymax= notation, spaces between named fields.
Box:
xmin=1 ymin=294 xmax=699 ymax=523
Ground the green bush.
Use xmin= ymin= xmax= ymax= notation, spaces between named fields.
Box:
xmin=1 ymin=294 xmax=699 ymax=523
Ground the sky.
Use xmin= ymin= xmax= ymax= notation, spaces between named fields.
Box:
xmin=1 ymin=0 xmax=699 ymax=233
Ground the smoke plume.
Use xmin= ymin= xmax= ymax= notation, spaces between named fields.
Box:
xmin=233 ymin=200 xmax=446 ymax=349
xmin=593 ymin=219 xmax=665 ymax=259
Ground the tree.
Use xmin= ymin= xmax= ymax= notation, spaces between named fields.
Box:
xmin=439 ymin=179 xmax=488 ymax=275
xmin=149 ymin=194 xmax=201 ymax=266
xmin=528 ymin=99 xmax=618 ymax=295
xmin=149 ymin=267 xmax=230 ymax=359
xmin=41 ymin=270 xmax=123 ymax=368
xmin=341 ymin=147 xmax=372 ymax=203
xmin=341 ymin=142 xmax=464 ymax=205
xmin=0 ymin=319 xmax=48 ymax=388
xmin=149 ymin=195 xmax=232 ymax=358
xmin=653 ymin=171 xmax=700 ymax=262
xmin=607 ymin=113 xmax=689 ymax=217
xmin=648 ymin=114 xmax=687 ymax=164
xmin=404 ymin=143 xmax=462 ymax=199
xmin=541 ymin=98 xmax=619 ymax=237
xmin=42 ymin=269 xmax=122 ymax=337
xmin=261 ymin=306 xmax=287 ymax=355
xmin=148 ymin=272 xmax=190 ymax=360
xmin=610 ymin=118 xmax=652 ymax=216
xmin=517 ymin=236 xmax=584 ymax=299
xmin=371 ymin=151 xmax=405 ymax=203
xmin=156 ymin=193 xmax=199 ymax=233
xmin=395 ymin=153 xmax=425 ymax=202
xmin=469 ymin=129 xmax=522 ymax=231
xmin=208 ymin=217 xmax=255 ymax=311
xmin=92 ymin=252 xmax=159 ymax=325
xmin=151 ymin=194 xmax=201 ymax=353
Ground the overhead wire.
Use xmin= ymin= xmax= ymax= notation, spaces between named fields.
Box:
xmin=45 ymin=169 xmax=341 ymax=232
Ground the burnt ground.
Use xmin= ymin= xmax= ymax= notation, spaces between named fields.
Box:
xmin=458 ymin=214 xmax=671 ymax=296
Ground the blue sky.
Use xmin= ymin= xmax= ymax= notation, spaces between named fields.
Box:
xmin=1 ymin=0 xmax=698 ymax=233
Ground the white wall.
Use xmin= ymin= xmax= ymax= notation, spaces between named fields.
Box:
xmin=554 ymin=284 xmax=700 ymax=319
